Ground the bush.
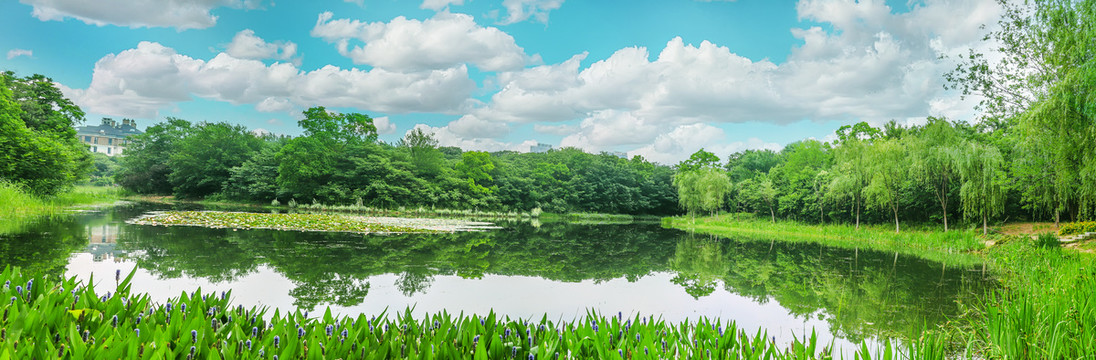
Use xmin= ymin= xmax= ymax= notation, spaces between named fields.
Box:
xmin=1034 ymin=232 xmax=1061 ymax=248
xmin=1058 ymin=221 xmax=1096 ymax=236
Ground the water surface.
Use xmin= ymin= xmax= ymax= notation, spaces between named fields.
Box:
xmin=2 ymin=202 xmax=993 ymax=350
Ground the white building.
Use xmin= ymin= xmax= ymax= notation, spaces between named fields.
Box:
xmin=76 ymin=118 xmax=143 ymax=156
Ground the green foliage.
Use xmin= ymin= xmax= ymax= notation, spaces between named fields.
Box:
xmin=169 ymin=122 xmax=264 ymax=199
xmin=677 ymin=148 xmax=720 ymax=172
xmin=673 ymin=168 xmax=732 ymax=216
xmin=5 ymin=264 xmax=905 ymax=359
xmin=1058 ymin=221 xmax=1096 ymax=236
xmin=456 ymin=151 xmax=497 ymax=195
xmin=1033 ymin=232 xmax=1061 ymax=248
xmin=956 ymin=142 xmax=1007 ymax=234
xmin=115 ymin=118 xmax=192 ymax=194
xmin=0 ymin=71 xmax=91 ymax=195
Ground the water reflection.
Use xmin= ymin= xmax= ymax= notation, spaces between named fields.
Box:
xmin=1 ymin=202 xmax=993 ymax=348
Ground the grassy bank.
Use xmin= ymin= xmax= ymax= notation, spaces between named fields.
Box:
xmin=2 ymin=266 xmax=945 ymax=359
xmin=664 ymin=214 xmax=985 ymax=266
xmin=0 ymin=182 xmax=124 ymax=221
xmin=668 ymin=213 xmax=1096 ymax=359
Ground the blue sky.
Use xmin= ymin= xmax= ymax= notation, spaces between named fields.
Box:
xmin=1 ymin=0 xmax=1000 ymax=164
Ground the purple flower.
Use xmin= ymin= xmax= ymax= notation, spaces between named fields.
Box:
xmin=115 ymin=269 xmax=121 ymax=281
xmin=252 ymin=327 xmax=258 ymax=337
xmin=111 ymin=315 xmax=118 ymax=327
xmin=135 ymin=329 xmax=140 ymax=337
xmin=191 ymin=330 xmax=198 ymax=343
xmin=15 ymin=286 xmax=21 ymax=295
xmin=298 ymin=327 xmax=305 ymax=338
xmin=273 ymin=335 xmax=280 ymax=348
xmin=246 ymin=339 xmax=252 ymax=350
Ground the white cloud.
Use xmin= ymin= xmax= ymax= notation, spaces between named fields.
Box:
xmin=18 ymin=0 xmax=259 ymax=30
xmin=420 ymin=0 xmax=463 ymax=11
xmin=471 ymin=0 xmax=999 ymax=129
xmin=629 ymin=124 xmax=781 ymax=165
xmin=6 ymin=49 xmax=33 ymax=59
xmin=62 ymin=41 xmax=475 ymax=119
xmin=558 ymin=110 xmax=661 ymax=152
xmin=410 ymin=124 xmax=533 ymax=152
xmin=499 ymin=0 xmax=563 ymax=24
xmin=373 ymin=116 xmax=396 ymax=134
xmin=225 ymin=29 xmax=298 ymax=63
xmin=533 ymin=123 xmax=576 ymax=135
xmin=311 ymin=12 xmax=531 ymax=72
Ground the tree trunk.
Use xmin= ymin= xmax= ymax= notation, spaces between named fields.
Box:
xmin=893 ymin=207 xmax=900 ymax=233
xmin=769 ymin=206 xmax=775 ymax=223
xmin=855 ymin=199 xmax=861 ymax=230
xmin=982 ymin=213 xmax=988 ymax=235
xmin=941 ymin=196 xmax=948 ymax=232
xmin=1055 ymin=210 xmax=1060 ymax=228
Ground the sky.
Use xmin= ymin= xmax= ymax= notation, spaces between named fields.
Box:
xmin=0 ymin=0 xmax=1001 ymax=164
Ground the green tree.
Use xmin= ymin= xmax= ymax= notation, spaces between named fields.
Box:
xmin=398 ymin=128 xmax=445 ymax=178
xmin=909 ymin=117 xmax=961 ymax=231
xmin=957 ymin=142 xmax=1008 ymax=235
xmin=947 ymin=0 xmax=1096 ymax=221
xmin=737 ymin=175 xmax=777 ymax=222
xmin=829 ymin=137 xmax=873 ymax=229
xmin=673 ymin=168 xmax=732 ymax=218
xmin=116 ymin=118 xmax=192 ymax=194
xmin=678 ymin=148 xmax=721 ymax=172
xmin=456 ymin=151 xmax=497 ymax=195
xmin=0 ymin=72 xmax=91 ymax=195
xmin=169 ymin=122 xmax=264 ymax=199
xmin=864 ymin=139 xmax=909 ymax=233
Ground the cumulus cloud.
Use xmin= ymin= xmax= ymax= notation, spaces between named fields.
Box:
xmin=471 ymin=0 xmax=999 ymax=126
xmin=629 ymin=124 xmax=781 ymax=165
xmin=6 ymin=49 xmax=33 ymax=59
xmin=410 ymin=124 xmax=534 ymax=152
xmin=18 ymin=0 xmax=259 ymax=30
xmin=420 ymin=0 xmax=463 ymax=11
xmin=373 ymin=116 xmax=397 ymax=135
xmin=499 ymin=0 xmax=563 ymax=24
xmin=225 ymin=29 xmax=298 ymax=63
xmin=422 ymin=0 xmax=1000 ymax=164
xmin=311 ymin=11 xmax=531 ymax=72
xmin=61 ymin=41 xmax=475 ymax=119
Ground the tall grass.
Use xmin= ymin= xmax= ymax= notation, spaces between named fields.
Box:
xmin=973 ymin=240 xmax=1096 ymax=359
xmin=0 ymin=183 xmax=124 ymax=221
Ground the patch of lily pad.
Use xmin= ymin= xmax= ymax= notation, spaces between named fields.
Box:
xmin=129 ymin=211 xmax=501 ymax=234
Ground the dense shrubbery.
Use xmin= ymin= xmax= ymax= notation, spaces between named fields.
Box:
xmin=1057 ymin=222 xmax=1096 ymax=236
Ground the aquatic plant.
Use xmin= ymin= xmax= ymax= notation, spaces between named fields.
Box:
xmin=0 ymin=266 xmax=947 ymax=359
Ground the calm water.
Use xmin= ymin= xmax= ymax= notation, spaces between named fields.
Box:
xmin=2 ymin=202 xmax=993 ymax=350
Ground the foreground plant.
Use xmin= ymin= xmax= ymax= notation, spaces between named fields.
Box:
xmin=0 ymin=266 xmax=948 ymax=359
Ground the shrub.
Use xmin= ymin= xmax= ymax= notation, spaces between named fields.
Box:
xmin=1058 ymin=221 xmax=1096 ymax=236
xmin=1034 ymin=232 xmax=1061 ymax=248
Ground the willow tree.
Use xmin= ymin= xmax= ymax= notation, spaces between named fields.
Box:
xmin=948 ymin=0 xmax=1096 ymax=221
xmin=910 ymin=117 xmax=961 ymax=231
xmin=864 ymin=139 xmax=909 ymax=233
xmin=957 ymin=142 xmax=1007 ymax=235
xmin=829 ymin=137 xmax=874 ymax=229
xmin=673 ymin=168 xmax=732 ymax=219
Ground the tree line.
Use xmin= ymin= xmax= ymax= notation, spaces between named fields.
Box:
xmin=114 ymin=108 xmax=680 ymax=216
xmin=674 ymin=0 xmax=1096 ymax=233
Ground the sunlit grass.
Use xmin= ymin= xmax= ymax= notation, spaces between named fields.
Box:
xmin=0 ymin=183 xmax=123 ymax=225
xmin=665 ymin=213 xmax=985 ymax=267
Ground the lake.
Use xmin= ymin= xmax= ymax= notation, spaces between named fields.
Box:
xmin=2 ymin=202 xmax=993 ymax=352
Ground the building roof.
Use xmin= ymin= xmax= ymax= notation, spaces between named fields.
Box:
xmin=76 ymin=120 xmax=143 ymax=138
